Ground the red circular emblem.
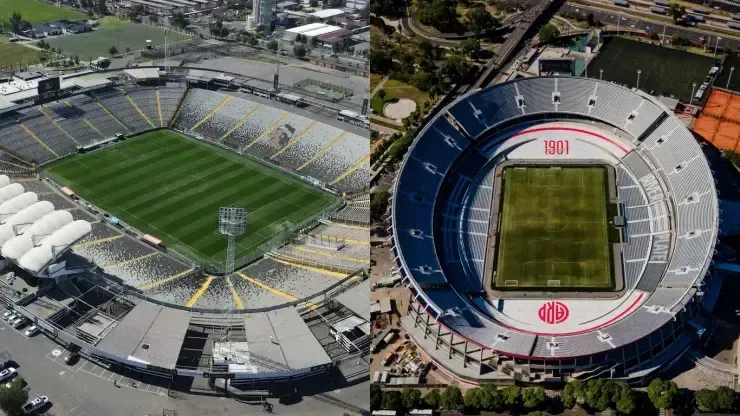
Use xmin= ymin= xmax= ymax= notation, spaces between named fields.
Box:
xmin=538 ymin=301 xmax=569 ymax=324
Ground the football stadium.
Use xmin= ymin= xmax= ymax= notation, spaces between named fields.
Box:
xmin=0 ymin=68 xmax=370 ymax=388
xmin=392 ymin=77 xmax=719 ymax=384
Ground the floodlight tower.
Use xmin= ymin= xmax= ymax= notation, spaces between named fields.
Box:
xmin=218 ymin=206 xmax=247 ymax=350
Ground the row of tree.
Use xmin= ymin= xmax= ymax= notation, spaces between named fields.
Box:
xmin=413 ymin=0 xmax=498 ymax=35
xmin=371 ymin=380 xmax=740 ymax=414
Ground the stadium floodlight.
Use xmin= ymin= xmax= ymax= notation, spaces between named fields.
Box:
xmin=219 ymin=206 xmax=247 ymax=278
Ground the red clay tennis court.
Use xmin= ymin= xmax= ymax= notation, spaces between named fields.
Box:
xmin=694 ymin=89 xmax=740 ymax=151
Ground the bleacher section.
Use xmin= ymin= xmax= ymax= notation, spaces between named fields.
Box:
xmin=173 ymin=90 xmax=369 ymax=192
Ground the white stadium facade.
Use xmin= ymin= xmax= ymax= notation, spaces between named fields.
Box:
xmin=391 ymin=77 xmax=720 ymax=384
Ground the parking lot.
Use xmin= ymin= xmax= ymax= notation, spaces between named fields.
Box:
xmin=44 ymin=347 xmax=170 ymax=397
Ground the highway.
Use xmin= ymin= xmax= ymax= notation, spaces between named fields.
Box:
xmin=562 ymin=2 xmax=740 ymax=50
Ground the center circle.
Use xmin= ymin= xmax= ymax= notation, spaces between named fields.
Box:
xmin=541 ymin=212 xmax=568 ymax=232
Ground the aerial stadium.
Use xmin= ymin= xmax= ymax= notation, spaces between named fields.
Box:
xmin=0 ymin=68 xmax=370 ymax=388
xmin=392 ymin=76 xmax=719 ymax=385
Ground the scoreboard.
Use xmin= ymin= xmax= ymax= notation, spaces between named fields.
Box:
xmin=37 ymin=77 xmax=61 ymax=95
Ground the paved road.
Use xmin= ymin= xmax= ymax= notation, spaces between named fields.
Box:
xmin=563 ymin=2 xmax=740 ymax=50
xmin=0 ymin=316 xmax=368 ymax=415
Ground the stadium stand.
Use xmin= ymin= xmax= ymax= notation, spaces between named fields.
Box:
xmin=393 ymin=77 xmax=718 ymax=384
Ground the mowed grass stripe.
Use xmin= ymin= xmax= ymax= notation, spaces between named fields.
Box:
xmin=495 ymin=167 xmax=612 ymax=289
xmin=45 ymin=130 xmax=336 ymax=263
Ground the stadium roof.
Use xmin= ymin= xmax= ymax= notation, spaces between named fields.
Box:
xmin=97 ymin=302 xmax=191 ymax=370
xmin=18 ymin=220 xmax=91 ymax=273
xmin=335 ymin=280 xmax=370 ymax=320
xmin=243 ymin=308 xmax=331 ymax=371
xmin=2 ymin=210 xmax=74 ymax=261
xmin=124 ymin=68 xmax=160 ymax=80
xmin=0 ymin=201 xmax=55 ymax=246
xmin=310 ymin=8 xmax=345 ymax=18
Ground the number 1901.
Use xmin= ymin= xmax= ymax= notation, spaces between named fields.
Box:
xmin=544 ymin=140 xmax=569 ymax=155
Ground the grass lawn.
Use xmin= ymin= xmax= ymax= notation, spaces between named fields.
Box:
xmin=494 ymin=166 xmax=614 ymax=290
xmin=371 ymin=78 xmax=430 ymax=117
xmin=0 ymin=0 xmax=85 ymax=23
xmin=46 ymin=22 xmax=191 ymax=61
xmin=587 ymin=36 xmax=716 ymax=103
xmin=44 ymin=130 xmax=337 ymax=265
xmin=0 ymin=37 xmax=44 ymax=70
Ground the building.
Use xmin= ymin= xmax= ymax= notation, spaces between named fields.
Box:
xmin=254 ymin=0 xmax=277 ymax=30
xmin=310 ymin=8 xmax=346 ymax=21
xmin=24 ymin=24 xmax=62 ymax=38
xmin=284 ymin=23 xmax=346 ymax=43
xmin=391 ymin=76 xmax=718 ymax=385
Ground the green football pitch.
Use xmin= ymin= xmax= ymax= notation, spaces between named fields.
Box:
xmin=44 ymin=130 xmax=337 ymax=264
xmin=493 ymin=166 xmax=614 ymax=290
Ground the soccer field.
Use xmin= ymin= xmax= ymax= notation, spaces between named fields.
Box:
xmin=493 ymin=166 xmax=614 ymax=290
xmin=46 ymin=22 xmax=191 ymax=61
xmin=587 ymin=37 xmax=715 ymax=103
xmin=0 ymin=0 xmax=85 ymax=23
xmin=44 ymin=130 xmax=337 ymax=265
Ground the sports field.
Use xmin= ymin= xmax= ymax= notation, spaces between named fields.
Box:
xmin=46 ymin=21 xmax=191 ymax=61
xmin=0 ymin=37 xmax=44 ymax=71
xmin=0 ymin=0 xmax=85 ymax=23
xmin=493 ymin=166 xmax=614 ymax=290
xmin=44 ymin=130 xmax=337 ymax=264
xmin=587 ymin=37 xmax=715 ymax=103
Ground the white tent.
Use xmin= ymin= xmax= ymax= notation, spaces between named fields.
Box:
xmin=0 ymin=201 xmax=54 ymax=246
xmin=18 ymin=220 xmax=92 ymax=273
xmin=1 ymin=210 xmax=74 ymax=261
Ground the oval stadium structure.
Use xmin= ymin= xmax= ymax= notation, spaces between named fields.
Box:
xmin=392 ymin=77 xmax=719 ymax=384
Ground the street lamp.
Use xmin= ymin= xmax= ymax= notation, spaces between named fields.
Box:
xmin=600 ymin=69 xmax=603 ymax=80
xmin=636 ymin=69 xmax=642 ymax=90
xmin=691 ymin=82 xmax=697 ymax=105
xmin=729 ymin=67 xmax=736 ymax=90
xmin=715 ymin=36 xmax=722 ymax=57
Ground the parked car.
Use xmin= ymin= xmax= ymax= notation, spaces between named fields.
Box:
xmin=3 ymin=312 xmax=17 ymax=322
xmin=10 ymin=317 xmax=25 ymax=328
xmin=0 ymin=367 xmax=17 ymax=382
xmin=2 ymin=310 xmax=14 ymax=320
xmin=24 ymin=325 xmax=39 ymax=337
xmin=22 ymin=396 xmax=49 ymax=414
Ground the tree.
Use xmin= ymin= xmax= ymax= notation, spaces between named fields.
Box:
xmin=440 ymin=386 xmax=463 ymax=410
xmin=697 ymin=387 xmax=736 ymax=412
xmin=74 ymin=55 xmax=80 ymax=64
xmin=9 ymin=12 xmax=22 ymax=34
xmin=586 ymin=12 xmax=596 ymax=26
xmin=615 ymin=383 xmax=636 ymax=415
xmin=480 ymin=384 xmax=503 ymax=410
xmin=171 ymin=13 xmax=190 ymax=29
xmin=309 ymin=0 xmax=318 ymax=5
xmin=249 ymin=37 xmax=258 ymax=46
xmin=415 ymin=0 xmax=460 ymax=33
xmin=464 ymin=387 xmax=485 ymax=410
xmin=149 ymin=14 xmax=159 ymax=24
xmin=109 ymin=46 xmax=118 ymax=56
xmin=267 ymin=39 xmax=278 ymax=52
xmin=125 ymin=46 xmax=131 ymax=54
xmin=293 ymin=43 xmax=307 ymax=58
xmin=561 ymin=380 xmax=586 ymax=408
xmin=459 ymin=38 xmax=481 ymax=58
xmin=382 ymin=390 xmax=402 ymax=411
xmin=647 ymin=379 xmax=679 ymax=410
xmin=538 ymin=24 xmax=560 ymax=44
xmin=502 ymin=385 xmax=522 ymax=409
xmin=401 ymin=388 xmax=422 ymax=410
xmin=370 ymin=384 xmax=382 ymax=411
xmin=377 ymin=89 xmax=386 ymax=101
xmin=425 ymin=388 xmax=441 ymax=409
xmin=465 ymin=7 xmax=496 ymax=35
xmin=370 ymin=191 xmax=390 ymax=222
xmin=0 ymin=377 xmax=28 ymax=416
xmin=669 ymin=3 xmax=686 ymax=23
xmin=95 ymin=0 xmax=107 ymax=15
xmin=522 ymin=387 xmax=546 ymax=410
